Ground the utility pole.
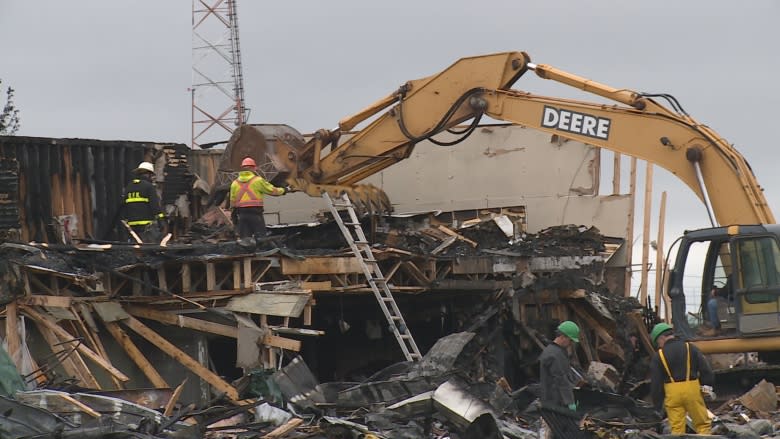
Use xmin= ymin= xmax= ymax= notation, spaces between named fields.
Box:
xmin=191 ymin=0 xmax=247 ymax=149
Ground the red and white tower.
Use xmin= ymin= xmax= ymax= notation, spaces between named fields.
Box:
xmin=191 ymin=0 xmax=247 ymax=149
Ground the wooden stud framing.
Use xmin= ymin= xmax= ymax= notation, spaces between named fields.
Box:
xmin=624 ymin=157 xmax=637 ymax=297
xmin=243 ymin=257 xmax=252 ymax=288
xmin=655 ymin=191 xmax=667 ymax=316
xmin=640 ymin=162 xmax=654 ymax=307
xmin=157 ymin=267 xmax=168 ymax=292
xmin=206 ymin=262 xmax=216 ymax=291
xmin=233 ymin=261 xmax=241 ymax=290
xmin=182 ymin=264 xmax=191 ymax=293
xmin=5 ymin=301 xmax=20 ymax=368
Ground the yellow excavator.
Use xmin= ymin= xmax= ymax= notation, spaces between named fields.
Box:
xmin=220 ymin=51 xmax=780 ymax=356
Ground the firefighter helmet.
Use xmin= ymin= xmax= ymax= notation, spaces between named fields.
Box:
xmin=133 ymin=161 xmax=154 ymax=174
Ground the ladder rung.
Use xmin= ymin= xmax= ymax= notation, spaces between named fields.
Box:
xmin=354 ymin=240 xmax=369 ymax=245
xmin=382 ymin=297 xmax=394 ymax=302
xmin=363 ymin=258 xmax=378 ymax=263
xmin=369 ymin=277 xmax=386 ymax=283
xmin=344 ymin=222 xmax=361 ymax=226
xmin=331 ymin=202 xmax=353 ymax=208
xmin=391 ymin=316 xmax=402 ymax=320
xmin=400 ymin=334 xmax=412 ymax=339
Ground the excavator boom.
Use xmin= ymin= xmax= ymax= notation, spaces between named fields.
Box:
xmin=225 ymin=51 xmax=773 ymax=225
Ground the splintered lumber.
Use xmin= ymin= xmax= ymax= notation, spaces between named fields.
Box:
xmin=431 ymin=236 xmax=458 ymax=255
xmin=20 ymin=305 xmax=130 ymax=383
xmin=102 ymin=321 xmax=169 ymax=388
xmin=125 ymin=305 xmax=238 ymax=338
xmin=164 ymin=378 xmax=188 ymax=417
xmin=263 ymin=418 xmax=303 ymax=438
xmin=121 ymin=316 xmax=240 ymax=401
xmin=437 ymin=225 xmax=477 ymax=247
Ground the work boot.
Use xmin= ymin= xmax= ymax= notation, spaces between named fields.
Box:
xmin=238 ymin=236 xmax=256 ymax=250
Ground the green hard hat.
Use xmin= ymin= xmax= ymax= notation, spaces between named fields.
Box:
xmin=557 ymin=321 xmax=580 ymax=343
xmin=650 ymin=323 xmax=673 ymax=347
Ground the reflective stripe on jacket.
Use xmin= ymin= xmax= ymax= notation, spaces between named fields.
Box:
xmin=234 ymin=176 xmax=262 ymax=207
xmin=122 ymin=178 xmax=163 ymax=225
xmin=229 ymin=170 xmax=285 ymax=208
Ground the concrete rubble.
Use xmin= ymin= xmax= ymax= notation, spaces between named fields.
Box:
xmin=1 ymin=205 xmax=780 ymax=437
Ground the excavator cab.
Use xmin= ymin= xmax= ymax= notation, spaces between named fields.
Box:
xmin=667 ymin=225 xmax=780 ymax=346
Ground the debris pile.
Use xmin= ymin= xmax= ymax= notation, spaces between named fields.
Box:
xmin=6 ymin=209 xmax=748 ymax=438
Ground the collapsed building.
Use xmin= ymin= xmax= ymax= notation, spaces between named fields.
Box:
xmin=1 ymin=127 xmax=771 ymax=437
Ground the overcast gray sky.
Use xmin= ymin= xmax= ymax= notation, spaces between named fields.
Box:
xmin=2 ymin=1 xmax=780 ymax=284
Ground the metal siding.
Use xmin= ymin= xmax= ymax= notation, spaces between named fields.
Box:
xmin=0 ymin=136 xmax=187 ymax=242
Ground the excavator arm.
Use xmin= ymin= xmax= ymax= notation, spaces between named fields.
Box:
xmin=228 ymin=51 xmax=773 ymax=224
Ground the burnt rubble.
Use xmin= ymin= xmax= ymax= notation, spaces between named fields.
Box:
xmin=4 ymin=213 xmax=780 ymax=438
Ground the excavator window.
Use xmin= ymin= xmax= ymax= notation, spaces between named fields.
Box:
xmin=735 ymin=237 xmax=780 ymax=303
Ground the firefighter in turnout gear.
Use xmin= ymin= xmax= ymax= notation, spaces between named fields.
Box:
xmin=122 ymin=161 xmax=164 ymax=243
xmin=229 ymin=157 xmax=288 ymax=246
xmin=650 ymin=323 xmax=714 ymax=435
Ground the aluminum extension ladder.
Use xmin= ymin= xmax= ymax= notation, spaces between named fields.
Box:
xmin=322 ymin=192 xmax=422 ymax=361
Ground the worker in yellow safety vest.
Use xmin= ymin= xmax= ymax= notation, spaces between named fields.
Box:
xmin=649 ymin=323 xmax=714 ymax=435
xmin=229 ymin=157 xmax=289 ymax=246
xmin=122 ymin=161 xmax=165 ymax=243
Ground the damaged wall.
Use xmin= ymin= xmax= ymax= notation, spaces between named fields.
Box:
xmin=0 ymin=136 xmax=194 ymax=242
xmin=193 ymin=125 xmax=632 ymax=237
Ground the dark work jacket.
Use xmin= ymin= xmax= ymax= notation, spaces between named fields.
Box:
xmin=539 ymin=343 xmax=576 ymax=409
xmin=650 ymin=337 xmax=714 ymax=410
xmin=122 ymin=177 xmax=163 ymax=224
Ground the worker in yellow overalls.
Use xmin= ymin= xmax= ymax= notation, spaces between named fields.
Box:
xmin=649 ymin=323 xmax=713 ymax=435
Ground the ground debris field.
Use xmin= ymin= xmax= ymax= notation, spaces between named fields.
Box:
xmin=1 ymin=215 xmax=779 ymax=438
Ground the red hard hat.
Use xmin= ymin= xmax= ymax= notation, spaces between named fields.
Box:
xmin=241 ymin=157 xmax=257 ymax=168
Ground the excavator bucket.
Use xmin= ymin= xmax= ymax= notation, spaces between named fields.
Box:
xmin=217 ymin=124 xmax=306 ymax=187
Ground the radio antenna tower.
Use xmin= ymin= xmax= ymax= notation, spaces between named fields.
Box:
xmin=191 ymin=0 xmax=248 ymax=149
